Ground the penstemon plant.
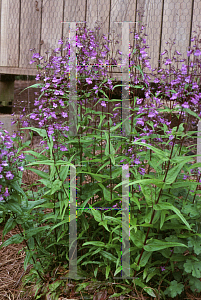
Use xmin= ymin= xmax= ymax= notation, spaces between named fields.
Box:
xmin=1 ymin=17 xmax=201 ymax=299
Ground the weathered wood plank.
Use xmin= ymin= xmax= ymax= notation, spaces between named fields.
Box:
xmin=19 ymin=0 xmax=41 ymax=69
xmin=109 ymin=0 xmax=137 ymax=78
xmin=62 ymin=0 xmax=86 ymax=57
xmin=0 ymin=0 xmax=20 ymax=67
xmin=86 ymin=0 xmax=111 ymax=71
xmin=140 ymin=0 xmax=163 ymax=70
xmin=191 ymin=0 xmax=201 ymax=38
xmin=160 ymin=0 xmax=192 ymax=65
xmin=40 ymin=0 xmax=63 ymax=60
xmin=0 ymin=67 xmax=37 ymax=75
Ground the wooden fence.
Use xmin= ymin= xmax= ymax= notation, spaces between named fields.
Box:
xmin=0 ymin=0 xmax=200 ymax=76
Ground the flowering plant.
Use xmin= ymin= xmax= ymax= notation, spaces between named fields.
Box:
xmin=0 ymin=122 xmax=28 ymax=227
xmin=1 ymin=18 xmax=201 ymax=299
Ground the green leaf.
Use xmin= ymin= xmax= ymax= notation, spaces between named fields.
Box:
xmin=24 ymin=250 xmax=34 ymax=271
xmin=26 ymin=167 xmax=49 ymax=179
xmin=164 ymin=280 xmax=184 ymax=298
xmin=132 ymin=141 xmax=169 ymax=161
xmin=130 ymin=195 xmax=140 ymax=210
xmin=130 ymin=230 xmax=145 ymax=248
xmin=139 ymin=251 xmax=152 ymax=267
xmin=50 ymin=179 xmax=62 ymax=195
xmin=153 ymin=202 xmax=191 ymax=230
xmin=165 ymin=161 xmax=189 ymax=184
xmin=188 ymin=237 xmax=201 ymax=255
xmin=184 ymin=259 xmax=201 ymax=278
xmin=2 ymin=217 xmax=16 ymax=241
xmin=24 ymin=226 xmax=50 ymax=239
xmin=19 ymin=83 xmax=44 ymax=94
xmin=144 ymin=287 xmax=156 ymax=298
xmin=144 ymin=239 xmax=187 ymax=252
xmin=82 ymin=241 xmax=105 ymax=247
xmin=105 ymin=265 xmax=110 ymax=279
xmin=38 ymin=178 xmax=51 ymax=188
xmin=5 ymin=201 xmax=22 ymax=215
xmin=10 ymin=181 xmax=27 ymax=201
xmin=0 ymin=234 xmax=24 ymax=249
xmin=114 ymin=266 xmax=122 ymax=277
xmin=88 ymin=204 xmax=102 ymax=222
xmin=160 ymin=210 xmax=168 ymax=229
xmin=21 ymin=127 xmax=47 ymax=138
xmin=189 ymin=275 xmax=201 ymax=293
xmin=134 ymin=65 xmax=144 ymax=79
xmin=146 ymin=269 xmax=160 ymax=283
xmin=101 ymin=250 xmax=117 ymax=263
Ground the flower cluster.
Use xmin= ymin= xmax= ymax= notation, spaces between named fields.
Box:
xmin=0 ymin=123 xmax=25 ymax=201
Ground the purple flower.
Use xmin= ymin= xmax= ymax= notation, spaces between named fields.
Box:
xmin=194 ymin=49 xmax=201 ymax=56
xmin=137 ymin=98 xmax=143 ymax=104
xmin=18 ymin=166 xmax=24 ymax=171
xmin=30 ymin=113 xmax=38 ymax=120
xmin=59 ymin=100 xmax=64 ymax=106
xmin=160 ymin=266 xmax=166 ymax=272
xmin=58 ymin=39 xmax=63 ymax=45
xmin=181 ymin=102 xmax=189 ymax=109
xmin=154 ymin=78 xmax=160 ymax=83
xmin=0 ymin=195 xmax=3 ymax=201
xmin=6 ymin=171 xmax=14 ymax=180
xmin=192 ymin=82 xmax=199 ymax=89
xmin=122 ymin=164 xmax=129 ymax=170
xmin=134 ymin=158 xmax=141 ymax=165
xmin=2 ymin=161 xmax=8 ymax=167
xmin=61 ymin=112 xmax=68 ymax=118
xmin=187 ymin=50 xmax=193 ymax=57
xmin=86 ymin=78 xmax=92 ymax=84
xmin=60 ymin=146 xmax=68 ymax=151
xmin=165 ymin=59 xmax=172 ymax=65
xmin=0 ymin=166 xmax=3 ymax=173
xmin=170 ymin=93 xmax=178 ymax=100
xmin=0 ymin=185 xmax=2 ymax=192
xmin=93 ymin=85 xmax=99 ymax=94
xmin=136 ymin=119 xmax=144 ymax=126
xmin=185 ymin=76 xmax=191 ymax=83
xmin=101 ymin=101 xmax=106 ymax=107
xmin=4 ymin=188 xmax=9 ymax=197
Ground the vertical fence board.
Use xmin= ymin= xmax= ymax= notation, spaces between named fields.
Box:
xmin=19 ymin=0 xmax=41 ymax=68
xmin=141 ymin=0 xmax=163 ymax=70
xmin=109 ymin=0 xmax=137 ymax=78
xmin=86 ymin=0 xmax=111 ymax=72
xmin=40 ymin=0 xmax=63 ymax=59
xmin=191 ymin=0 xmax=201 ymax=35
xmin=62 ymin=0 xmax=86 ymax=57
xmin=0 ymin=0 xmax=19 ymax=67
xmin=160 ymin=0 xmax=192 ymax=64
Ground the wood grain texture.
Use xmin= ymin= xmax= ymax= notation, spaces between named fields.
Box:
xmin=141 ymin=0 xmax=163 ymax=69
xmin=0 ymin=0 xmax=20 ymax=67
xmin=40 ymin=0 xmax=63 ymax=60
xmin=160 ymin=0 xmax=192 ymax=65
xmin=0 ymin=0 xmax=200 ymax=77
xmin=19 ymin=0 xmax=41 ymax=69
xmin=191 ymin=0 xmax=201 ymax=36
